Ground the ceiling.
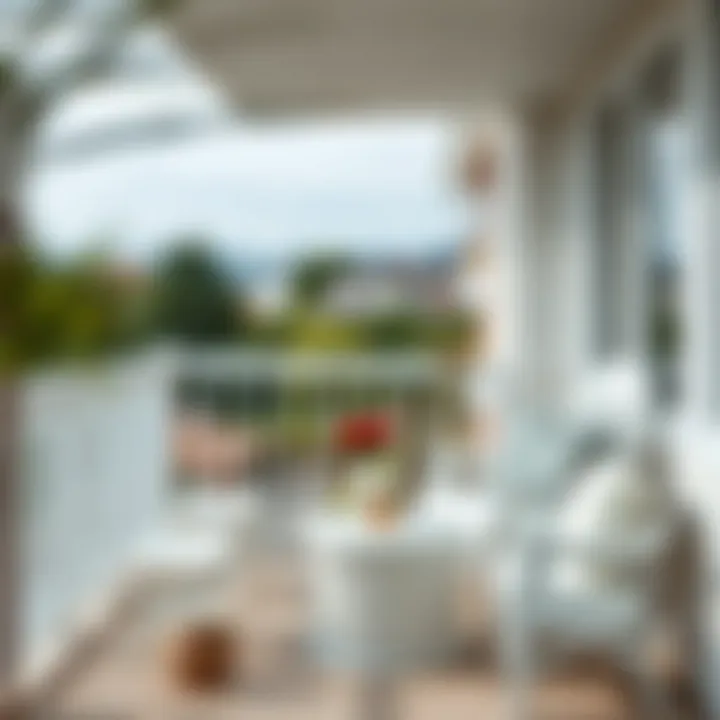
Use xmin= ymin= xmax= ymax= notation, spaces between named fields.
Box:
xmin=169 ymin=0 xmax=656 ymax=117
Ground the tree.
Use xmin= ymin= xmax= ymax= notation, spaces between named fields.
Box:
xmin=291 ymin=253 xmax=351 ymax=308
xmin=151 ymin=241 xmax=245 ymax=345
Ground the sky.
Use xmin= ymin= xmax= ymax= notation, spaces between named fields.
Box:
xmin=26 ymin=114 xmax=470 ymax=263
xmin=17 ymin=19 xmax=470 ymax=264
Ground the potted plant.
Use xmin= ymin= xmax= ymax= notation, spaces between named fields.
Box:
xmin=331 ymin=410 xmax=400 ymax=528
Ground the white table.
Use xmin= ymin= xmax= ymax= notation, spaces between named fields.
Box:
xmin=305 ymin=512 xmax=463 ymax=669
xmin=413 ymin=487 xmax=496 ymax=555
xmin=305 ymin=512 xmax=470 ymax=719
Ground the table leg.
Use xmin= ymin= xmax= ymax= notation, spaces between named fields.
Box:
xmin=358 ymin=672 xmax=398 ymax=720
xmin=497 ymin=545 xmax=534 ymax=720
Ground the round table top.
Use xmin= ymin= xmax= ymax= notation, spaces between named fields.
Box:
xmin=303 ymin=488 xmax=494 ymax=556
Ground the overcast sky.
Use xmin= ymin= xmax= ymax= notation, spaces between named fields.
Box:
xmin=26 ymin=114 xmax=469 ymax=262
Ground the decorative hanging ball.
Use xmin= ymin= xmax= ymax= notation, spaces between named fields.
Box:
xmin=167 ymin=620 xmax=237 ymax=692
xmin=460 ymin=140 xmax=500 ymax=194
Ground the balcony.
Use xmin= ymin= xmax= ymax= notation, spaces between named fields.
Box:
xmin=4 ymin=1 xmax=720 ymax=718
xmin=5 ymin=349 xmax=705 ymax=719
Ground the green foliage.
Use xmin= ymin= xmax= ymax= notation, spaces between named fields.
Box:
xmin=290 ymin=313 xmax=362 ymax=351
xmin=651 ymin=303 xmax=681 ymax=358
xmin=360 ymin=313 xmax=423 ymax=350
xmin=291 ymin=253 xmax=351 ymax=308
xmin=245 ymin=308 xmax=473 ymax=354
xmin=0 ymin=244 xmax=38 ymax=371
xmin=150 ymin=241 xmax=246 ymax=345
xmin=244 ymin=315 xmax=296 ymax=349
xmin=358 ymin=311 xmax=474 ymax=352
xmin=25 ymin=258 xmax=117 ymax=360
xmin=0 ymin=246 xmax=137 ymax=374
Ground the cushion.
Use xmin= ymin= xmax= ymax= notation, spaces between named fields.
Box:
xmin=551 ymin=452 xmax=672 ymax=594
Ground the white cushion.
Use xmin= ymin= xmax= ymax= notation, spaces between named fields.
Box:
xmin=551 ymin=454 xmax=671 ymax=593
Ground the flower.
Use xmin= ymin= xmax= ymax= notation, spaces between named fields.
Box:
xmin=334 ymin=411 xmax=393 ymax=455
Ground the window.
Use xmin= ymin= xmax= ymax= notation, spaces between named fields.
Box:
xmin=641 ymin=47 xmax=685 ymax=410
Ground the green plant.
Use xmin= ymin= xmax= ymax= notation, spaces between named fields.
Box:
xmin=150 ymin=241 xmax=247 ymax=345
xmin=0 ymin=246 xmax=136 ymax=374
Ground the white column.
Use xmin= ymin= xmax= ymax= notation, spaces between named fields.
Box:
xmin=521 ymin=96 xmax=652 ymax=421
xmin=517 ymin=110 xmax=573 ymax=416
xmin=682 ymin=0 xmax=720 ymax=423
xmin=679 ymin=3 xmax=720 ymax=714
xmin=618 ymin=96 xmax=651 ymax=368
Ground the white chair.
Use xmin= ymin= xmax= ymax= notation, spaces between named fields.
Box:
xmin=568 ymin=359 xmax=648 ymax=440
xmin=415 ymin=486 xmax=495 ymax=556
xmin=487 ymin=414 xmax=581 ymax=537
xmin=502 ymin=444 xmax=679 ymax=720
xmin=484 ymin=361 xmax=647 ymax=550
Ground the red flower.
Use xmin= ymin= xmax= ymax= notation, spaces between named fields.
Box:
xmin=334 ymin=412 xmax=393 ymax=455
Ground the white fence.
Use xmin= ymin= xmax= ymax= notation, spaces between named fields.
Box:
xmin=19 ymin=352 xmax=173 ymax=675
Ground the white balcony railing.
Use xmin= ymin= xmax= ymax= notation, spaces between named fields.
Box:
xmin=17 ymin=348 xmax=450 ymax=682
xmin=20 ymin=351 xmax=174 ymax=679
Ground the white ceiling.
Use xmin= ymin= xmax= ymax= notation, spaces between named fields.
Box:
xmin=171 ymin=0 xmax=648 ymax=115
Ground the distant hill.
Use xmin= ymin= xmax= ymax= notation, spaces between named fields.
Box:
xmin=224 ymin=237 xmax=461 ymax=288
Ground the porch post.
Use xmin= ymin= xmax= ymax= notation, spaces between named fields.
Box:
xmin=679 ymin=1 xmax=720 ymax=714
xmin=517 ymin=110 xmax=569 ymax=417
xmin=617 ymin=95 xmax=651 ymax=374
xmin=520 ymin=93 xmax=654 ymax=422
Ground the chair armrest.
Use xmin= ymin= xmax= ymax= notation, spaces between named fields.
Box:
xmin=519 ymin=515 xmax=678 ymax=602
xmin=545 ymin=525 xmax=671 ymax=564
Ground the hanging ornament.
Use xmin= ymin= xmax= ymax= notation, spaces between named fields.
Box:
xmin=460 ymin=141 xmax=499 ymax=194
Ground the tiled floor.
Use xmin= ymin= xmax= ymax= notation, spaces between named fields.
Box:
xmin=43 ymin=555 xmax=696 ymax=720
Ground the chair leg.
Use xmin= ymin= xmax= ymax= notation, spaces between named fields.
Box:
xmin=500 ymin=608 xmax=535 ymax=720
xmin=497 ymin=548 xmax=537 ymax=720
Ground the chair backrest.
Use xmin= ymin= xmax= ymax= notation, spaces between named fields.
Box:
xmin=549 ymin=435 xmax=677 ymax=596
xmin=488 ymin=414 xmax=576 ymax=512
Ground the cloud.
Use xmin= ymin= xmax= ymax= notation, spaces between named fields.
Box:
xmin=26 ymin=117 xmax=470 ymax=260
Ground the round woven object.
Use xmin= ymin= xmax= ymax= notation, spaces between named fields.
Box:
xmin=167 ymin=621 xmax=236 ymax=692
